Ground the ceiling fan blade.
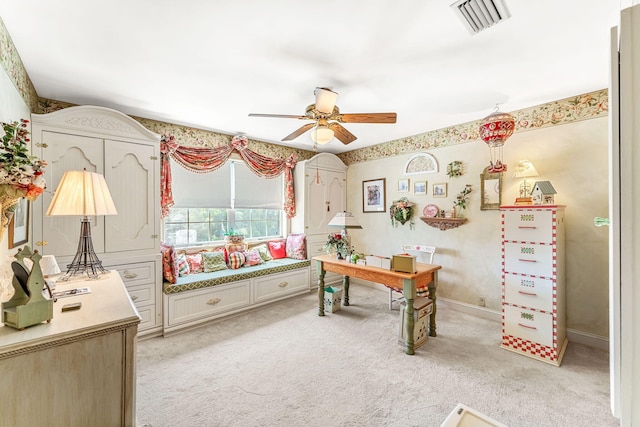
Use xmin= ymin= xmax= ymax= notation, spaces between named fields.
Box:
xmin=338 ymin=112 xmax=397 ymax=124
xmin=329 ymin=123 xmax=357 ymax=145
xmin=282 ymin=123 xmax=315 ymax=141
xmin=249 ymin=113 xmax=309 ymax=120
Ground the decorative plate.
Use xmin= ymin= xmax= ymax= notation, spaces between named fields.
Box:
xmin=423 ymin=204 xmax=439 ymax=218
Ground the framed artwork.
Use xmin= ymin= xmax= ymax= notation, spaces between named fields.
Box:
xmin=480 ymin=166 xmax=502 ymax=210
xmin=363 ymin=178 xmax=386 ymax=213
xmin=8 ymin=198 xmax=29 ymax=249
xmin=433 ymin=183 xmax=447 ymax=198
xmin=398 ymin=178 xmax=410 ymax=192
xmin=414 ymin=181 xmax=427 ymax=195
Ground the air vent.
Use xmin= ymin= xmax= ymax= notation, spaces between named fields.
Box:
xmin=450 ymin=0 xmax=511 ymax=35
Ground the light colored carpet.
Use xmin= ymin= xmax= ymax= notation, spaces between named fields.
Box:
xmin=136 ymin=285 xmax=619 ymax=427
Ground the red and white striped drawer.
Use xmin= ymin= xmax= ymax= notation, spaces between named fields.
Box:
xmin=502 ymin=209 xmax=555 ymax=243
xmin=503 ymin=242 xmax=556 ymax=277
xmin=503 ymin=273 xmax=554 ymax=312
xmin=503 ymin=305 xmax=554 ymax=347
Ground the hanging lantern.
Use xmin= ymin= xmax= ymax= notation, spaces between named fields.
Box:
xmin=479 ymin=109 xmax=515 ymax=173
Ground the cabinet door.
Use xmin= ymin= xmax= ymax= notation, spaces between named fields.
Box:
xmin=104 ymin=139 xmax=157 ymax=252
xmin=305 ymin=167 xmax=329 ymax=235
xmin=325 ymin=169 xmax=346 ymax=222
xmin=35 ymin=131 xmax=105 ymax=257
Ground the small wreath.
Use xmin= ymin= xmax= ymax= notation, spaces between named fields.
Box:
xmin=447 ymin=160 xmax=463 ymax=178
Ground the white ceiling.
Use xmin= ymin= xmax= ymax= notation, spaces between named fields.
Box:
xmin=0 ymin=1 xmax=620 ymax=154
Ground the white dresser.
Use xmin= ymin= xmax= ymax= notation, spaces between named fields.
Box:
xmin=500 ymin=205 xmax=567 ymax=366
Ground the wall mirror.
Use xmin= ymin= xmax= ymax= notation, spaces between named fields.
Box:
xmin=480 ymin=166 xmax=502 ymax=210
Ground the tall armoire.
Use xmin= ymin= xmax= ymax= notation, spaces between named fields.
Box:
xmin=31 ymin=105 xmax=162 ymax=337
xmin=291 ymin=153 xmax=347 ymax=287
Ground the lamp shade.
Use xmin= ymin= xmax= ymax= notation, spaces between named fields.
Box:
xmin=328 ymin=212 xmax=362 ymax=229
xmin=310 ymin=126 xmax=334 ymax=145
xmin=512 ymin=160 xmax=539 ymax=178
xmin=46 ymin=170 xmax=117 ymax=217
xmin=40 ymin=254 xmax=61 ymax=277
xmin=314 ymin=87 xmax=338 ymax=114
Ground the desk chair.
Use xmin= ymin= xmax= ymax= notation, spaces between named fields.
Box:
xmin=389 ymin=244 xmax=436 ymax=310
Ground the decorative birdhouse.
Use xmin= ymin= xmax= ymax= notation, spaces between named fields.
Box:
xmin=530 ymin=181 xmax=557 ymax=205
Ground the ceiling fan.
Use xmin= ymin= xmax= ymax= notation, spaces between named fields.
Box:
xmin=248 ymin=87 xmax=397 ymax=145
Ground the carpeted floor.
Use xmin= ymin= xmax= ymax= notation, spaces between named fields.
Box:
xmin=136 ymin=285 xmax=619 ymax=427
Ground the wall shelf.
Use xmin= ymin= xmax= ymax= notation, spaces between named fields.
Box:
xmin=420 ymin=217 xmax=467 ymax=230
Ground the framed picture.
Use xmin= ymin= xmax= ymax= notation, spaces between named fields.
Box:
xmin=8 ymin=198 xmax=29 ymax=249
xmin=398 ymin=178 xmax=410 ymax=192
xmin=414 ymin=181 xmax=427 ymax=195
xmin=433 ymin=183 xmax=447 ymax=198
xmin=363 ymin=178 xmax=386 ymax=213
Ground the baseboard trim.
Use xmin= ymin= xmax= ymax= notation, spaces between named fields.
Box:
xmin=350 ymin=279 xmax=609 ymax=351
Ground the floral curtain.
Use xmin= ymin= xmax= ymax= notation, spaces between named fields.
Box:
xmin=160 ymin=135 xmax=297 ymax=219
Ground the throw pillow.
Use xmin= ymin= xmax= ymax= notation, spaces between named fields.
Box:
xmin=186 ymin=253 xmax=204 ymax=274
xmin=243 ymin=249 xmax=264 ymax=267
xmin=213 ymin=246 xmax=229 ymax=264
xmin=253 ymin=243 xmax=272 ymax=262
xmin=286 ymin=234 xmax=307 ymax=260
xmin=160 ymin=243 xmax=177 ymax=284
xmin=228 ymin=251 xmax=245 ymax=269
xmin=226 ymin=243 xmax=247 ymax=254
xmin=268 ymin=240 xmax=286 ymax=259
xmin=177 ymin=253 xmax=190 ymax=276
xmin=202 ymin=251 xmax=228 ymax=273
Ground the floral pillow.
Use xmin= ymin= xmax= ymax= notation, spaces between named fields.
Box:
xmin=253 ymin=243 xmax=272 ymax=262
xmin=268 ymin=240 xmax=287 ymax=259
xmin=286 ymin=234 xmax=307 ymax=260
xmin=176 ymin=253 xmax=190 ymax=276
xmin=243 ymin=249 xmax=264 ymax=266
xmin=160 ymin=243 xmax=178 ymax=284
xmin=226 ymin=243 xmax=246 ymax=255
xmin=202 ymin=251 xmax=228 ymax=273
xmin=186 ymin=253 xmax=204 ymax=274
xmin=228 ymin=251 xmax=245 ymax=269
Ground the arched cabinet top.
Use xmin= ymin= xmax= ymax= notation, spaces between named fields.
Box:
xmin=303 ymin=153 xmax=347 ymax=172
xmin=31 ymin=105 xmax=160 ymax=142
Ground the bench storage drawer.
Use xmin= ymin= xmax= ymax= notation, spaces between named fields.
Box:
xmin=253 ymin=269 xmax=310 ymax=304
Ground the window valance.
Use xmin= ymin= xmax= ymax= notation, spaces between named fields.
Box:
xmin=160 ymin=134 xmax=297 ymax=219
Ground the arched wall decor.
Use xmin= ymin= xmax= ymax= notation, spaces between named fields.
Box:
xmin=404 ymin=153 xmax=438 ymax=175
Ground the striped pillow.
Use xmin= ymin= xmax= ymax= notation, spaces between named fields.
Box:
xmin=228 ymin=251 xmax=245 ymax=269
xmin=177 ymin=254 xmax=190 ymax=276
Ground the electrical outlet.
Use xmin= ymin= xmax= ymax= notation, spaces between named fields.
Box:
xmin=479 ymin=297 xmax=486 ymax=307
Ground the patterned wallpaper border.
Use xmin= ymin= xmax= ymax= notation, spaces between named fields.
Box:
xmin=2 ymin=17 xmax=607 ymax=166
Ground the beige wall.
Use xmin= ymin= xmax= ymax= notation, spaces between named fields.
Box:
xmin=345 ymin=116 xmax=609 ymax=337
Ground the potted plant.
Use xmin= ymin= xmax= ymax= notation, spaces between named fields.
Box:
xmin=223 ymin=228 xmax=245 ymax=244
xmin=453 ymin=184 xmax=472 ymax=217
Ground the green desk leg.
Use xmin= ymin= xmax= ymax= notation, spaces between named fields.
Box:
xmin=317 ymin=261 xmax=326 ymax=316
xmin=343 ymin=275 xmax=350 ymax=306
xmin=402 ymin=278 xmax=416 ymax=355
xmin=428 ymin=271 xmax=438 ymax=337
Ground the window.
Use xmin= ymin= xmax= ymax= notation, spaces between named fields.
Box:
xmin=163 ymin=160 xmax=284 ymax=246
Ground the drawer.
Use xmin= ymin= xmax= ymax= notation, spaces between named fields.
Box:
xmin=502 ymin=209 xmax=555 ymax=243
xmin=136 ymin=304 xmax=156 ymax=331
xmin=504 ymin=305 xmax=554 ymax=347
xmin=503 ymin=242 xmax=556 ymax=278
xmin=306 ymin=236 xmax=329 ymax=258
xmin=166 ymin=280 xmax=251 ymax=327
xmin=503 ymin=273 xmax=554 ymax=312
xmin=127 ymin=282 xmax=155 ymax=306
xmin=254 ymin=269 xmax=310 ymax=303
xmin=106 ymin=261 xmax=156 ymax=288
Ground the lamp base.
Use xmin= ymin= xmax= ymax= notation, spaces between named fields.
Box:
xmin=59 ymin=217 xmax=108 ymax=281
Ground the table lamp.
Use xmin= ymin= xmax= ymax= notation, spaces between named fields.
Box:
xmin=512 ymin=160 xmax=539 ymax=205
xmin=328 ymin=211 xmax=362 ymax=248
xmin=46 ymin=170 xmax=117 ymax=280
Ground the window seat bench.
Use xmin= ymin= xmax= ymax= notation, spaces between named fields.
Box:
xmin=162 ymin=258 xmax=311 ymax=335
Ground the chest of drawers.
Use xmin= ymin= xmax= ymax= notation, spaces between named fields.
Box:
xmin=500 ymin=205 xmax=567 ymax=366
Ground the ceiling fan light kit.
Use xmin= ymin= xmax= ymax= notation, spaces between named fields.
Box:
xmin=249 ymin=87 xmax=397 ymax=146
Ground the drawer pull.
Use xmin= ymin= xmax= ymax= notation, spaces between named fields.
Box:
xmin=518 ymin=259 xmax=537 ymax=263
xmin=123 ymin=270 xmax=138 ymax=279
xmin=518 ymin=323 xmax=537 ymax=330
xmin=518 ymin=226 xmax=537 ymax=229
xmin=518 ymin=291 xmax=537 ymax=296
xmin=131 ymin=295 xmax=139 ymax=301
xmin=207 ymin=297 xmax=221 ymax=305
xmin=278 ymin=281 xmax=289 ymax=288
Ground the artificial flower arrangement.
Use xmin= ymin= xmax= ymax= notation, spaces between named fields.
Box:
xmin=389 ymin=197 xmax=415 ymax=229
xmin=0 ymin=118 xmax=47 ymax=231
xmin=453 ymin=184 xmax=472 ymax=216
xmin=323 ymin=233 xmax=352 ymax=259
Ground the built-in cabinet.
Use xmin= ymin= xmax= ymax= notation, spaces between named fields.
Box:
xmin=291 ymin=153 xmax=347 ymax=287
xmin=31 ymin=106 xmax=162 ymax=336
xmin=500 ymin=205 xmax=567 ymax=366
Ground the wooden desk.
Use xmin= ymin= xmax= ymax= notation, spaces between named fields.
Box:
xmin=0 ymin=271 xmax=140 ymax=426
xmin=313 ymin=254 xmax=441 ymax=355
